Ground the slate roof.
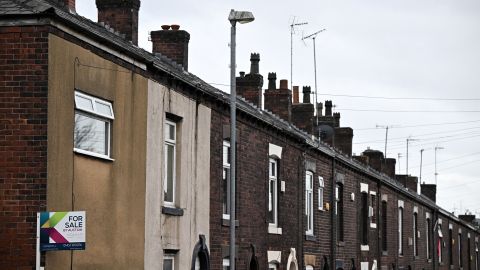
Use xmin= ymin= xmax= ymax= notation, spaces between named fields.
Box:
xmin=0 ymin=0 xmax=476 ymax=229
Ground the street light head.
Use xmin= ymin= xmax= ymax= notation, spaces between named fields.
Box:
xmin=229 ymin=9 xmax=255 ymax=24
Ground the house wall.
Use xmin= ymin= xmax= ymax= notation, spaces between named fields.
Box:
xmin=47 ymin=34 xmax=148 ymax=269
xmin=0 ymin=25 xmax=49 ymax=269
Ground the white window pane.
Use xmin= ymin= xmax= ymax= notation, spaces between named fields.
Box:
xmin=75 ymin=94 xmax=94 ymax=111
xmin=165 ymin=144 xmax=175 ymax=203
xmin=95 ymin=101 xmax=113 ymax=117
xmin=165 ymin=122 xmax=175 ymax=141
xmin=74 ymin=113 xmax=108 ymax=155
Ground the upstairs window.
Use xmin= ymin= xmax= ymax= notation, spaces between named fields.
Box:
xmin=268 ymin=158 xmax=278 ymax=227
xmin=222 ymin=141 xmax=231 ymax=219
xmin=438 ymin=224 xmax=443 ymax=264
xmin=305 ymin=171 xmax=314 ymax=235
xmin=318 ymin=177 xmax=324 ymax=210
xmin=370 ymin=192 xmax=377 ymax=227
xmin=398 ymin=205 xmax=404 ymax=255
xmin=459 ymin=232 xmax=463 ymax=267
xmin=449 ymin=227 xmax=453 ymax=266
xmin=164 ymin=120 xmax=176 ymax=206
xmin=74 ymin=91 xmax=114 ymax=158
xmin=381 ymin=200 xmax=388 ymax=252
xmin=336 ymin=183 xmax=344 ymax=242
xmin=163 ymin=254 xmax=175 ymax=270
xmin=413 ymin=212 xmax=419 ymax=257
xmin=360 ymin=191 xmax=369 ymax=245
xmin=427 ymin=216 xmax=432 ymax=260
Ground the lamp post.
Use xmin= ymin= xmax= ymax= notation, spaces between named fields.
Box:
xmin=434 ymin=146 xmax=444 ymax=185
xmin=228 ymin=10 xmax=254 ymax=270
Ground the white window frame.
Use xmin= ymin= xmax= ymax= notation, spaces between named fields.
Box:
xmin=438 ymin=224 xmax=443 ymax=264
xmin=398 ymin=204 xmax=404 ymax=255
xmin=426 ymin=214 xmax=432 ymax=260
xmin=360 ymin=184 xmax=369 ymax=250
xmin=318 ymin=176 xmax=324 ymax=210
xmin=222 ymin=258 xmax=230 ymax=270
xmin=163 ymin=254 xmax=175 ymax=270
xmin=74 ymin=91 xmax=114 ymax=159
xmin=164 ymin=120 xmax=176 ymax=207
xmin=222 ymin=140 xmax=231 ymax=220
xmin=369 ymin=191 xmax=377 ymax=228
xmin=268 ymin=158 xmax=278 ymax=228
xmin=306 ymin=266 xmax=314 ymax=270
xmin=305 ymin=171 xmax=314 ymax=235
xmin=268 ymin=263 xmax=277 ymax=270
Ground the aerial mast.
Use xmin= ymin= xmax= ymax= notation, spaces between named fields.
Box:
xmin=290 ymin=18 xmax=308 ymax=90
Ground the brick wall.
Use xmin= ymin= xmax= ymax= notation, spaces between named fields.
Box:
xmin=0 ymin=26 xmax=49 ymax=269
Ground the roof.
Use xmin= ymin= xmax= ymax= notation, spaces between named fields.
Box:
xmin=1 ymin=0 xmax=478 ymax=231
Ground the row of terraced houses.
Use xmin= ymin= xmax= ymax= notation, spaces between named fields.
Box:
xmin=1 ymin=0 xmax=479 ymax=269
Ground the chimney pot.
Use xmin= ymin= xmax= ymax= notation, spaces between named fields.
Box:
xmin=268 ymin=72 xmax=277 ymax=90
xmin=171 ymin=24 xmax=180 ymax=30
xmin=279 ymin=79 xmax=288 ymax=89
xmin=293 ymin=86 xmax=299 ymax=104
xmin=239 ymin=71 xmax=245 ymax=77
xmin=302 ymin=86 xmax=311 ymax=104
xmin=250 ymin=53 xmax=260 ymax=74
xmin=325 ymin=100 xmax=333 ymax=116
xmin=161 ymin=25 xmax=170 ymax=30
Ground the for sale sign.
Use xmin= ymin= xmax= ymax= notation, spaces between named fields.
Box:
xmin=40 ymin=211 xmax=86 ymax=251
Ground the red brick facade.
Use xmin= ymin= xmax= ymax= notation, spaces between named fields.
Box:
xmin=0 ymin=26 xmax=49 ymax=269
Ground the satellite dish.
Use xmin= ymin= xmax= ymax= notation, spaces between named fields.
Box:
xmin=318 ymin=125 xmax=334 ymax=141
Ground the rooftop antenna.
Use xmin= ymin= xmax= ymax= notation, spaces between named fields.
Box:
xmin=397 ymin=153 xmax=403 ymax=174
xmin=302 ymin=28 xmax=326 ymax=137
xmin=375 ymin=124 xmax=399 ymax=163
xmin=290 ymin=17 xmax=308 ymax=90
xmin=406 ymin=137 xmax=419 ymax=176
xmin=434 ymin=146 xmax=444 ymax=185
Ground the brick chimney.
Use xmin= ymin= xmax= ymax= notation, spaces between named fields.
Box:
xmin=264 ymin=78 xmax=292 ymax=122
xmin=459 ymin=215 xmax=476 ymax=223
xmin=395 ymin=175 xmax=418 ymax=192
xmin=384 ymin=158 xmax=396 ymax=178
xmin=292 ymin=86 xmax=314 ymax=133
xmin=150 ymin=26 xmax=190 ymax=70
xmin=236 ymin=53 xmax=264 ymax=107
xmin=96 ymin=0 xmax=140 ymax=45
xmin=421 ymin=184 xmax=437 ymax=202
xmin=51 ymin=0 xmax=75 ymax=12
xmin=334 ymin=127 xmax=353 ymax=156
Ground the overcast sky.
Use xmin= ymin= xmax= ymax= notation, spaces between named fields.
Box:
xmin=77 ymin=0 xmax=480 ymax=216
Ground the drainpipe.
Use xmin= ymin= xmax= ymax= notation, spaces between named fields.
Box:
xmin=331 ymin=151 xmax=336 ymax=269
xmin=433 ymin=208 xmax=438 ymax=270
xmin=377 ymin=182 xmax=382 ymax=269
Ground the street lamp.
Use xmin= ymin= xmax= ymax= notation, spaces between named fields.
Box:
xmin=228 ymin=9 xmax=254 ymax=270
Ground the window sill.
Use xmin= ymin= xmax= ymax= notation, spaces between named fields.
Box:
xmin=268 ymin=225 xmax=282 ymax=235
xmin=370 ymin=223 xmax=377 ymax=229
xmin=162 ymin=206 xmax=184 ymax=216
xmin=74 ymin=148 xmax=114 ymax=161
xmin=305 ymin=234 xmax=316 ymax=242
xmin=449 ymin=265 xmax=454 ymax=270
xmin=222 ymin=219 xmax=239 ymax=227
xmin=360 ymin=245 xmax=369 ymax=251
xmin=381 ymin=251 xmax=388 ymax=256
xmin=337 ymin=241 xmax=345 ymax=247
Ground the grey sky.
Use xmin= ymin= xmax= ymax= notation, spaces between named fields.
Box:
xmin=77 ymin=0 xmax=480 ymax=215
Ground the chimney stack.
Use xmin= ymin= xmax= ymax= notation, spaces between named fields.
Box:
xmin=292 ymin=86 xmax=299 ymax=104
xmin=264 ymin=78 xmax=292 ymax=122
xmin=52 ymin=0 xmax=75 ymax=12
xmin=151 ymin=26 xmax=190 ymax=70
xmin=96 ymin=0 xmax=140 ymax=45
xmin=317 ymin=102 xmax=323 ymax=117
xmin=291 ymin=86 xmax=314 ymax=133
xmin=236 ymin=53 xmax=264 ymax=107
xmin=325 ymin=100 xmax=333 ymax=116
xmin=421 ymin=184 xmax=437 ymax=202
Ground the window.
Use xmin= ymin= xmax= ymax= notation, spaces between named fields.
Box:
xmin=223 ymin=258 xmax=230 ymax=270
xmin=74 ymin=91 xmax=114 ymax=158
xmin=268 ymin=158 xmax=278 ymax=227
xmin=268 ymin=263 xmax=277 ymax=270
xmin=306 ymin=266 xmax=314 ymax=270
xmin=381 ymin=200 xmax=388 ymax=252
xmin=398 ymin=206 xmax=404 ymax=255
xmin=306 ymin=171 xmax=314 ymax=235
xmin=459 ymin=233 xmax=463 ymax=267
xmin=163 ymin=254 xmax=174 ymax=270
xmin=438 ymin=224 xmax=443 ymax=264
xmin=469 ymin=236 xmax=472 ymax=270
xmin=223 ymin=141 xmax=231 ymax=219
xmin=370 ymin=192 xmax=377 ymax=227
xmin=361 ymin=191 xmax=369 ymax=245
xmin=449 ymin=227 xmax=453 ymax=266
xmin=413 ymin=212 xmax=419 ymax=257
xmin=336 ymin=183 xmax=344 ymax=242
xmin=475 ymin=241 xmax=478 ymax=270
xmin=164 ymin=120 xmax=176 ymax=206
xmin=318 ymin=177 xmax=324 ymax=210
xmin=427 ymin=217 xmax=432 ymax=260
